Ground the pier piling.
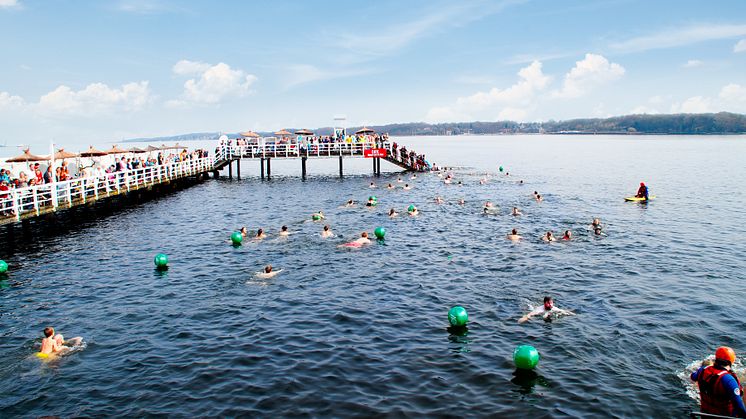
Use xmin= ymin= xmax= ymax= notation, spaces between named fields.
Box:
xmin=302 ymin=157 xmax=307 ymax=180
xmin=228 ymin=161 xmax=233 ymax=179
xmin=260 ymin=158 xmax=265 ymax=180
xmin=339 ymin=155 xmax=343 ymax=178
xmin=236 ymin=159 xmax=241 ymax=179
xmin=267 ymin=158 xmax=271 ymax=179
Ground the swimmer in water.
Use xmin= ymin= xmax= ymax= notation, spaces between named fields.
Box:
xmin=435 ymin=196 xmax=444 ymax=204
xmin=410 ymin=174 xmax=417 ymax=180
xmin=39 ymin=327 xmax=82 ymax=356
xmin=240 ymin=227 xmax=248 ymax=237
xmin=387 ymin=183 xmax=394 ymax=189
xmin=354 ymin=232 xmax=371 ymax=245
xmin=397 ymin=177 xmax=403 ymax=183
xmin=535 ymin=194 xmax=543 ymax=202
xmin=590 ymin=218 xmax=602 ymax=230
xmin=542 ymin=231 xmax=556 ymax=242
xmin=344 ymin=200 xmax=355 ymax=207
xmin=483 ymin=201 xmax=496 ymax=214
xmin=403 ymin=184 xmax=411 ymax=190
xmin=511 ymin=207 xmax=522 ymax=216
xmin=444 ymin=178 xmax=452 ymax=184
xmin=369 ymin=182 xmax=376 ymax=188
xmin=408 ymin=206 xmax=419 ymax=216
xmin=366 ymin=197 xmax=377 ymax=207
xmin=279 ymin=225 xmax=290 ymax=237
xmin=594 ymin=227 xmax=604 ymax=236
xmin=533 ymin=191 xmax=538 ymax=196
xmin=562 ymin=230 xmax=572 ymax=241
xmin=256 ymin=264 xmax=282 ymax=279
xmin=256 ymin=228 xmax=267 ymax=240
xmin=389 ymin=208 xmax=398 ymax=218
xmin=519 ymin=296 xmax=574 ymax=323
xmin=321 ymin=225 xmax=334 ymax=238
xmin=519 ymin=180 xmax=524 ymax=184
xmin=479 ymin=177 xmax=487 ymax=185
xmin=313 ymin=211 xmax=325 ymax=220
xmin=507 ymin=228 xmax=522 ymax=241
xmin=458 ymin=198 xmax=465 ymax=205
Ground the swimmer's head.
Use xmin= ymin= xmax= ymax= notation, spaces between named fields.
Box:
xmin=389 ymin=208 xmax=395 ymax=215
xmin=264 ymin=264 xmax=272 ymax=273
xmin=44 ymin=327 xmax=54 ymax=337
xmin=257 ymin=228 xmax=263 ymax=236
xmin=240 ymin=227 xmax=248 ymax=235
xmin=564 ymin=230 xmax=572 ymax=238
xmin=537 ymin=194 xmax=542 ymax=199
xmin=512 ymin=228 xmax=517 ymax=235
xmin=534 ymin=191 xmax=538 ymax=195
xmin=546 ymin=231 xmax=553 ymax=237
xmin=405 ymin=184 xmax=409 ymax=187
xmin=281 ymin=225 xmax=288 ymax=232
xmin=361 ymin=232 xmax=368 ymax=238
xmin=323 ymin=225 xmax=329 ymax=231
xmin=594 ymin=227 xmax=602 ymax=235
xmin=543 ymin=296 xmax=553 ymax=310
xmin=347 ymin=200 xmax=353 ymax=204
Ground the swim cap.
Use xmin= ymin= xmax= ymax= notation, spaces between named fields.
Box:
xmin=715 ymin=346 xmax=736 ymax=363
xmin=408 ymin=204 xmax=415 ymax=212
xmin=640 ymin=182 xmax=645 ymax=186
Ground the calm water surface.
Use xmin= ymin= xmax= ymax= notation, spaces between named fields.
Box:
xmin=1 ymin=135 xmax=745 ymax=417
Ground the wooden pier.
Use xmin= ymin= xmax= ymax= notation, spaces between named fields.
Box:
xmin=0 ymin=141 xmax=427 ymax=227
xmin=213 ymin=141 xmax=425 ymax=180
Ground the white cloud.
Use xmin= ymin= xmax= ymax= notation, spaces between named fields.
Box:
xmin=610 ymin=24 xmax=746 ymax=53
xmin=553 ymin=53 xmax=625 ymax=98
xmin=0 ymin=91 xmax=25 ymax=109
xmin=37 ymin=81 xmax=152 ymax=115
xmin=719 ymin=83 xmax=746 ymax=102
xmin=425 ymin=60 xmax=551 ymax=123
xmin=0 ymin=0 xmax=19 ymax=8
xmin=671 ymin=96 xmax=713 ymax=113
xmin=172 ymin=59 xmax=211 ymax=76
xmin=734 ymin=39 xmax=746 ymax=53
xmin=282 ymin=64 xmax=377 ymax=89
xmin=683 ymin=59 xmax=703 ymax=68
xmin=172 ymin=61 xmax=257 ymax=105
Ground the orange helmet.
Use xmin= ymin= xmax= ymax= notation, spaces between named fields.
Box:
xmin=715 ymin=346 xmax=736 ymax=363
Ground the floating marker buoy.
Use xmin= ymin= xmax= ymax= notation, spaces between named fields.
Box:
xmin=0 ymin=260 xmax=7 ymax=274
xmin=154 ymin=253 xmax=169 ymax=269
xmin=513 ymin=345 xmax=540 ymax=370
xmin=374 ymin=227 xmax=386 ymax=239
xmin=448 ymin=306 xmax=468 ymax=327
xmin=499 ymin=166 xmax=504 ymax=172
xmin=230 ymin=231 xmax=243 ymax=245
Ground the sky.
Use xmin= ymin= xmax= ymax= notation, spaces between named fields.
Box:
xmin=1 ymin=0 xmax=746 ymax=150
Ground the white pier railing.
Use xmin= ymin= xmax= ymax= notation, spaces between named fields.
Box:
xmin=216 ymin=141 xmax=384 ymax=160
xmin=0 ymin=157 xmax=213 ymax=223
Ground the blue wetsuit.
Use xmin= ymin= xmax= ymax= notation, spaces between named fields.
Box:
xmin=692 ymin=366 xmax=746 ymax=417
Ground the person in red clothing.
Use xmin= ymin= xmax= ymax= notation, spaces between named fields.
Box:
xmin=691 ymin=346 xmax=746 ymax=418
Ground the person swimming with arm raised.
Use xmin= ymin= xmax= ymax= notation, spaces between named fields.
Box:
xmin=256 ymin=264 xmax=282 ymax=279
xmin=389 ymin=208 xmax=398 ymax=218
xmin=39 ymin=327 xmax=82 ymax=357
xmin=519 ymin=296 xmax=574 ymax=323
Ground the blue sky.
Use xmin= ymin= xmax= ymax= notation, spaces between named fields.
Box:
xmin=1 ymin=0 xmax=746 ymax=150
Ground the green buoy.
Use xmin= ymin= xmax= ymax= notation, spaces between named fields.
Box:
xmin=0 ymin=260 xmax=7 ymax=274
xmin=513 ymin=345 xmax=540 ymax=370
xmin=448 ymin=306 xmax=468 ymax=327
xmin=154 ymin=253 xmax=169 ymax=269
xmin=230 ymin=231 xmax=243 ymax=245
xmin=374 ymin=227 xmax=386 ymax=240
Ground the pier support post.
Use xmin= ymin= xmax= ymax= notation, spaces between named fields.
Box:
xmin=339 ymin=155 xmax=343 ymax=178
xmin=373 ymin=157 xmax=376 ymax=175
xmin=228 ymin=160 xmax=233 ymax=179
xmin=260 ymin=158 xmax=265 ymax=180
xmin=236 ymin=159 xmax=241 ymax=179
xmin=302 ymin=157 xmax=307 ymax=181
xmin=267 ymin=158 xmax=271 ymax=179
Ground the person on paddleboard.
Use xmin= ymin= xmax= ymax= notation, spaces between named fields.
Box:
xmin=635 ymin=182 xmax=649 ymax=200
xmin=690 ymin=346 xmax=746 ymax=418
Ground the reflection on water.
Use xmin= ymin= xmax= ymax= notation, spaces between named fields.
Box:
xmin=1 ymin=135 xmax=745 ymax=417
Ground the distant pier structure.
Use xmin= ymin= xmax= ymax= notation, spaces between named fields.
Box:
xmin=213 ymin=126 xmax=426 ymax=181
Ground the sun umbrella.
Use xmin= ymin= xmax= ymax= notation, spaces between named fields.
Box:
xmin=54 ymin=149 xmax=79 ymax=159
xmin=355 ymin=127 xmax=375 ymax=134
xmin=294 ymin=129 xmax=314 ymax=135
xmin=105 ymin=144 xmax=128 ymax=154
xmin=5 ymin=149 xmax=49 ymax=162
xmin=79 ymin=146 xmax=108 ymax=157
xmin=240 ymin=131 xmax=260 ymax=138
xmin=274 ymin=129 xmax=292 ymax=136
xmin=145 ymin=145 xmax=160 ymax=152
xmin=128 ymin=147 xmax=147 ymax=153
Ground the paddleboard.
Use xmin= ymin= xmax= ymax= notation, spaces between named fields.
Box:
xmin=624 ymin=195 xmax=656 ymax=202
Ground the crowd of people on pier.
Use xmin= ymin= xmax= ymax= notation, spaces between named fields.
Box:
xmin=0 ymin=148 xmax=209 ymax=216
